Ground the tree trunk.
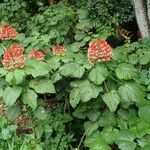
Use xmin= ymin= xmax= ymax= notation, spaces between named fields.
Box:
xmin=133 ymin=0 xmax=150 ymax=38
xmin=147 ymin=0 xmax=150 ymax=22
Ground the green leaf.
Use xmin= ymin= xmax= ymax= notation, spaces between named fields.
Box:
xmin=70 ymin=80 xmax=102 ymax=107
xmin=115 ymin=131 xmax=136 ymax=150
xmin=2 ymin=86 xmax=22 ymax=107
xmin=22 ymin=89 xmax=38 ymax=109
xmin=79 ymin=80 xmax=102 ymax=102
xmin=118 ymin=82 xmax=146 ymax=103
xmin=0 ymin=68 xmax=8 ymax=77
xmin=14 ymin=69 xmax=25 ymax=84
xmin=138 ymin=106 xmax=150 ymax=123
xmin=7 ymin=104 xmax=20 ymax=121
xmin=70 ymin=88 xmax=80 ymax=108
xmin=84 ymin=121 xmax=98 ymax=136
xmin=102 ymin=90 xmax=121 ymax=112
xmin=26 ymin=60 xmax=50 ymax=77
xmin=34 ymin=107 xmax=47 ymax=120
xmin=89 ymin=64 xmax=108 ymax=85
xmin=115 ymin=63 xmax=138 ymax=80
xmin=5 ymin=69 xmax=25 ymax=85
xmin=29 ymin=79 xmax=55 ymax=94
xmin=85 ymin=131 xmax=111 ymax=150
xmin=59 ymin=62 xmax=85 ymax=78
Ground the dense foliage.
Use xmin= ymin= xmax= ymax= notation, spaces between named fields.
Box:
xmin=0 ymin=0 xmax=150 ymax=150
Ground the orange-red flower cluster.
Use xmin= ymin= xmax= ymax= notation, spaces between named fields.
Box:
xmin=2 ymin=44 xmax=26 ymax=70
xmin=29 ymin=50 xmax=45 ymax=62
xmin=88 ymin=38 xmax=112 ymax=64
xmin=52 ymin=45 xmax=66 ymax=56
xmin=0 ymin=24 xmax=18 ymax=40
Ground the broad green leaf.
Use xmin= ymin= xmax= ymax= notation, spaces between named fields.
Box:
xmin=118 ymin=82 xmax=146 ymax=103
xmin=85 ymin=131 xmax=111 ymax=150
xmin=0 ymin=68 xmax=8 ymax=77
xmin=84 ymin=121 xmax=98 ymax=136
xmin=70 ymin=88 xmax=80 ymax=108
xmin=112 ymin=46 xmax=127 ymax=62
xmin=79 ymin=80 xmax=102 ymax=102
xmin=5 ymin=69 xmax=25 ymax=85
xmin=115 ymin=131 xmax=136 ymax=150
xmin=128 ymin=54 xmax=138 ymax=65
xmin=115 ymin=63 xmax=138 ymax=80
xmin=26 ymin=60 xmax=50 ymax=77
xmin=34 ymin=107 xmax=47 ymax=120
xmin=87 ymin=110 xmax=100 ymax=122
xmin=138 ymin=106 xmax=150 ymax=123
xmin=46 ymin=57 xmax=60 ymax=70
xmin=14 ymin=69 xmax=25 ymax=84
xmin=7 ymin=104 xmax=20 ymax=121
xmin=2 ymin=86 xmax=22 ymax=107
xmin=89 ymin=64 xmax=108 ymax=85
xmin=102 ymin=90 xmax=121 ymax=112
xmin=70 ymin=80 xmax=102 ymax=107
xmin=97 ymin=111 xmax=116 ymax=127
xmin=5 ymin=72 xmax=14 ymax=84
xmin=59 ymin=62 xmax=85 ymax=78
xmin=22 ymin=89 xmax=38 ymax=109
xmin=29 ymin=79 xmax=55 ymax=94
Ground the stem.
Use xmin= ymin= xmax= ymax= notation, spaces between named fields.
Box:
xmin=1 ymin=43 xmax=6 ymax=51
xmin=104 ymin=81 xmax=109 ymax=93
xmin=109 ymin=75 xmax=124 ymax=85
xmin=77 ymin=131 xmax=86 ymax=149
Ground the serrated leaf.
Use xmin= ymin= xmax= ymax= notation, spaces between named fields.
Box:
xmin=7 ymin=104 xmax=20 ymax=121
xmin=115 ymin=131 xmax=136 ymax=150
xmin=84 ymin=121 xmax=98 ymax=136
xmin=118 ymin=82 xmax=146 ymax=103
xmin=89 ymin=64 xmax=108 ymax=85
xmin=79 ymin=80 xmax=102 ymax=102
xmin=138 ymin=106 xmax=150 ymax=123
xmin=26 ymin=60 xmax=50 ymax=77
xmin=34 ymin=107 xmax=47 ymax=120
xmin=102 ymin=90 xmax=121 ymax=112
xmin=14 ymin=69 xmax=25 ymax=84
xmin=22 ymin=89 xmax=38 ymax=109
xmin=70 ymin=88 xmax=80 ymax=108
xmin=115 ymin=63 xmax=138 ymax=80
xmin=2 ymin=86 xmax=22 ymax=107
xmin=70 ymin=80 xmax=102 ymax=107
xmin=29 ymin=79 xmax=55 ymax=94
xmin=85 ymin=131 xmax=111 ymax=150
xmin=59 ymin=62 xmax=85 ymax=78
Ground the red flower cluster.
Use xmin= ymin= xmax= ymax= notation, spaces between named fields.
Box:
xmin=52 ymin=45 xmax=66 ymax=56
xmin=29 ymin=50 xmax=45 ymax=62
xmin=2 ymin=44 xmax=26 ymax=70
xmin=88 ymin=38 xmax=112 ymax=64
xmin=0 ymin=24 xmax=18 ymax=40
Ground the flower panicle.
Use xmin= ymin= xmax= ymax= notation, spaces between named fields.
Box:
xmin=88 ymin=38 xmax=112 ymax=64
xmin=0 ymin=24 xmax=18 ymax=40
xmin=29 ymin=50 xmax=45 ymax=62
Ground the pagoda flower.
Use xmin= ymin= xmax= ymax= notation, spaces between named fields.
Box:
xmin=2 ymin=44 xmax=26 ymax=70
xmin=0 ymin=24 xmax=18 ymax=40
xmin=2 ymin=51 xmax=26 ymax=70
xmin=6 ymin=43 xmax=25 ymax=55
xmin=52 ymin=45 xmax=66 ymax=56
xmin=88 ymin=38 xmax=112 ymax=64
xmin=29 ymin=50 xmax=45 ymax=62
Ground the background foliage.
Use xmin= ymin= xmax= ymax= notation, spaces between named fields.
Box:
xmin=0 ymin=0 xmax=150 ymax=150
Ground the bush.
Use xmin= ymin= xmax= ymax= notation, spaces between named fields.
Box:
xmin=0 ymin=1 xmax=150 ymax=150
